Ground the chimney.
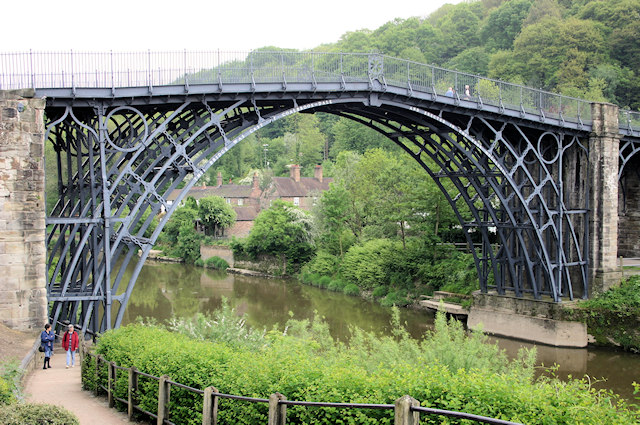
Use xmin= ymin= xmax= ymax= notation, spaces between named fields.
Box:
xmin=252 ymin=172 xmax=260 ymax=190
xmin=314 ymin=164 xmax=323 ymax=183
xmin=217 ymin=172 xmax=222 ymax=187
xmin=290 ymin=164 xmax=301 ymax=182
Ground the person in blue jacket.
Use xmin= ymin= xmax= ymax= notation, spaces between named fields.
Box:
xmin=40 ymin=323 xmax=55 ymax=369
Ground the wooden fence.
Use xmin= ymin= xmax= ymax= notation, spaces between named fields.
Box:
xmin=79 ymin=342 xmax=522 ymax=425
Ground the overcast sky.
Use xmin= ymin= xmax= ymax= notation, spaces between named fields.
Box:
xmin=3 ymin=0 xmax=461 ymax=52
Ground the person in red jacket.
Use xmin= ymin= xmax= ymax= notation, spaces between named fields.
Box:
xmin=62 ymin=324 xmax=79 ymax=368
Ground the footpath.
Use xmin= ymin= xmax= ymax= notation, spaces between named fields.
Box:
xmin=22 ymin=340 xmax=137 ymax=425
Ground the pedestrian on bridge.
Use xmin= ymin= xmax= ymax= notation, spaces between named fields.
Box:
xmin=62 ymin=325 xmax=79 ymax=368
xmin=40 ymin=323 xmax=55 ymax=369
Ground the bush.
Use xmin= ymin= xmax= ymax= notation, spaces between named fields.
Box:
xmin=304 ymin=251 xmax=339 ymax=276
xmin=0 ymin=361 xmax=21 ymax=404
xmin=205 ymin=256 xmax=230 ymax=270
xmin=0 ymin=403 xmax=79 ymax=425
xmin=343 ymin=284 xmax=360 ymax=296
xmin=340 ymin=239 xmax=397 ymax=290
xmin=308 ymin=273 xmax=322 ymax=287
xmin=318 ymin=276 xmax=332 ymax=288
xmin=380 ymin=290 xmax=411 ymax=307
xmin=194 ymin=259 xmax=204 ymax=267
xmin=0 ymin=377 xmax=12 ymax=406
xmin=572 ymin=276 xmax=640 ymax=351
xmin=371 ymin=286 xmax=388 ymax=298
xmin=88 ymin=311 xmax=639 ymax=425
xmin=327 ymin=279 xmax=347 ymax=292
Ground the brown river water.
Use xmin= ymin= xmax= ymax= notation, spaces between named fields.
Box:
xmin=117 ymin=261 xmax=640 ymax=403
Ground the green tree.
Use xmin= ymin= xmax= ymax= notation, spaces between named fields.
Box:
xmin=480 ymin=0 xmax=533 ymax=52
xmin=162 ymin=206 xmax=198 ymax=245
xmin=175 ymin=222 xmax=202 ymax=264
xmin=313 ymin=182 xmax=353 ymax=257
xmin=243 ymin=200 xmax=315 ymax=274
xmin=488 ymin=17 xmax=607 ymax=89
xmin=197 ymin=196 xmax=237 ymax=237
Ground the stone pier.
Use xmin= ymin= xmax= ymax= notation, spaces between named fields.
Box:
xmin=0 ymin=89 xmax=47 ymax=331
xmin=589 ymin=102 xmax=623 ymax=294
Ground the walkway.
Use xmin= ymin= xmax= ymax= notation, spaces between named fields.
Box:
xmin=23 ymin=342 xmax=137 ymax=425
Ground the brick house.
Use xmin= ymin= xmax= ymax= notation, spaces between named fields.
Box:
xmin=167 ymin=172 xmax=262 ymax=237
xmin=167 ymin=165 xmax=331 ymax=237
xmin=261 ymin=164 xmax=332 ymax=210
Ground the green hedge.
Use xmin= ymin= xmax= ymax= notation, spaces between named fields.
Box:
xmin=85 ymin=314 xmax=639 ymax=425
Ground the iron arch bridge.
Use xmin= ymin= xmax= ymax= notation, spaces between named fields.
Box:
xmin=4 ymin=51 xmax=639 ymax=335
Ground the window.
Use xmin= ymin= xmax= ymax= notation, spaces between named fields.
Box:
xmin=226 ymin=198 xmax=231 ymax=204
xmin=238 ymin=198 xmax=244 ymax=206
xmin=293 ymin=197 xmax=300 ymax=206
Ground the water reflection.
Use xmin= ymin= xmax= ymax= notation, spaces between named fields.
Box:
xmin=119 ymin=261 xmax=639 ymax=402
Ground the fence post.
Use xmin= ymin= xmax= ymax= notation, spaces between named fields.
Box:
xmin=128 ymin=367 xmax=138 ymax=420
xmin=394 ymin=395 xmax=420 ymax=425
xmin=94 ymin=355 xmax=100 ymax=396
xmin=268 ymin=392 xmax=287 ymax=425
xmin=108 ymin=362 xmax=116 ymax=408
xmin=157 ymin=375 xmax=171 ymax=425
xmin=202 ymin=386 xmax=219 ymax=425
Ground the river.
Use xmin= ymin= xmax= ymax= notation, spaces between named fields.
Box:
xmin=117 ymin=261 xmax=640 ymax=403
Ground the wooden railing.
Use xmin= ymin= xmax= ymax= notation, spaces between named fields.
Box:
xmin=79 ymin=341 xmax=522 ymax=425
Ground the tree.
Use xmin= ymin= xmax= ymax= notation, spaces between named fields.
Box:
xmin=488 ymin=17 xmax=607 ymax=89
xmin=243 ymin=200 xmax=315 ymax=274
xmin=480 ymin=0 xmax=533 ymax=52
xmin=198 ymin=196 xmax=237 ymax=237
xmin=313 ymin=182 xmax=353 ymax=257
xmin=163 ymin=207 xmax=198 ymax=245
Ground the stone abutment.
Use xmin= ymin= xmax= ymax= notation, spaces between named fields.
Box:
xmin=0 ymin=89 xmax=47 ymax=331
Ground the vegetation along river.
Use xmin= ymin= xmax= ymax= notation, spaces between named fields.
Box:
xmin=117 ymin=261 xmax=640 ymax=403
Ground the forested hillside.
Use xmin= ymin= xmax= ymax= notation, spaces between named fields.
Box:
xmin=208 ymin=0 xmax=640 ymax=183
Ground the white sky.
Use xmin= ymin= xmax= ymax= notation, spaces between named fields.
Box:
xmin=2 ymin=0 xmax=461 ymax=52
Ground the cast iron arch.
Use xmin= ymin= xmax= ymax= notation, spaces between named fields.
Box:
xmin=45 ymin=94 xmax=589 ymax=335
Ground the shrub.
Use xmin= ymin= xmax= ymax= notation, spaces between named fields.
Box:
xmin=371 ymin=286 xmax=388 ymax=298
xmin=194 ymin=259 xmax=204 ymax=267
xmin=308 ymin=273 xmax=322 ymax=287
xmin=0 ymin=361 xmax=21 ymax=404
xmin=318 ymin=276 xmax=332 ymax=288
xmin=205 ymin=256 xmax=230 ymax=270
xmin=380 ymin=290 xmax=410 ymax=307
xmin=0 ymin=403 xmax=79 ymax=425
xmin=343 ymin=284 xmax=360 ymax=296
xmin=88 ymin=311 xmax=639 ymax=425
xmin=327 ymin=279 xmax=347 ymax=292
xmin=304 ymin=251 xmax=339 ymax=276
xmin=0 ymin=378 xmax=12 ymax=406
xmin=340 ymin=239 xmax=397 ymax=289
xmin=572 ymin=276 xmax=640 ymax=351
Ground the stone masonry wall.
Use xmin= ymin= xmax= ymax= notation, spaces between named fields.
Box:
xmin=0 ymin=89 xmax=47 ymax=331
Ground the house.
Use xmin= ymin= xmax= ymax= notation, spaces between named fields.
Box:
xmin=167 ymin=165 xmax=332 ymax=237
xmin=261 ymin=165 xmax=332 ymax=210
xmin=167 ymin=172 xmax=262 ymax=237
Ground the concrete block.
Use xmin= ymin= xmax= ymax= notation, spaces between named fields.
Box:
xmin=468 ymin=306 xmax=588 ymax=347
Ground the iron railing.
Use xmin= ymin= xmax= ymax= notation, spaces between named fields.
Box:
xmin=81 ymin=342 xmax=522 ymax=425
xmin=1 ymin=50 xmax=638 ymax=130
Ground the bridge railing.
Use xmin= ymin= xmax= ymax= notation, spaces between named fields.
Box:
xmin=2 ymin=50 xmax=639 ymax=131
xmin=81 ymin=342 xmax=522 ymax=425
